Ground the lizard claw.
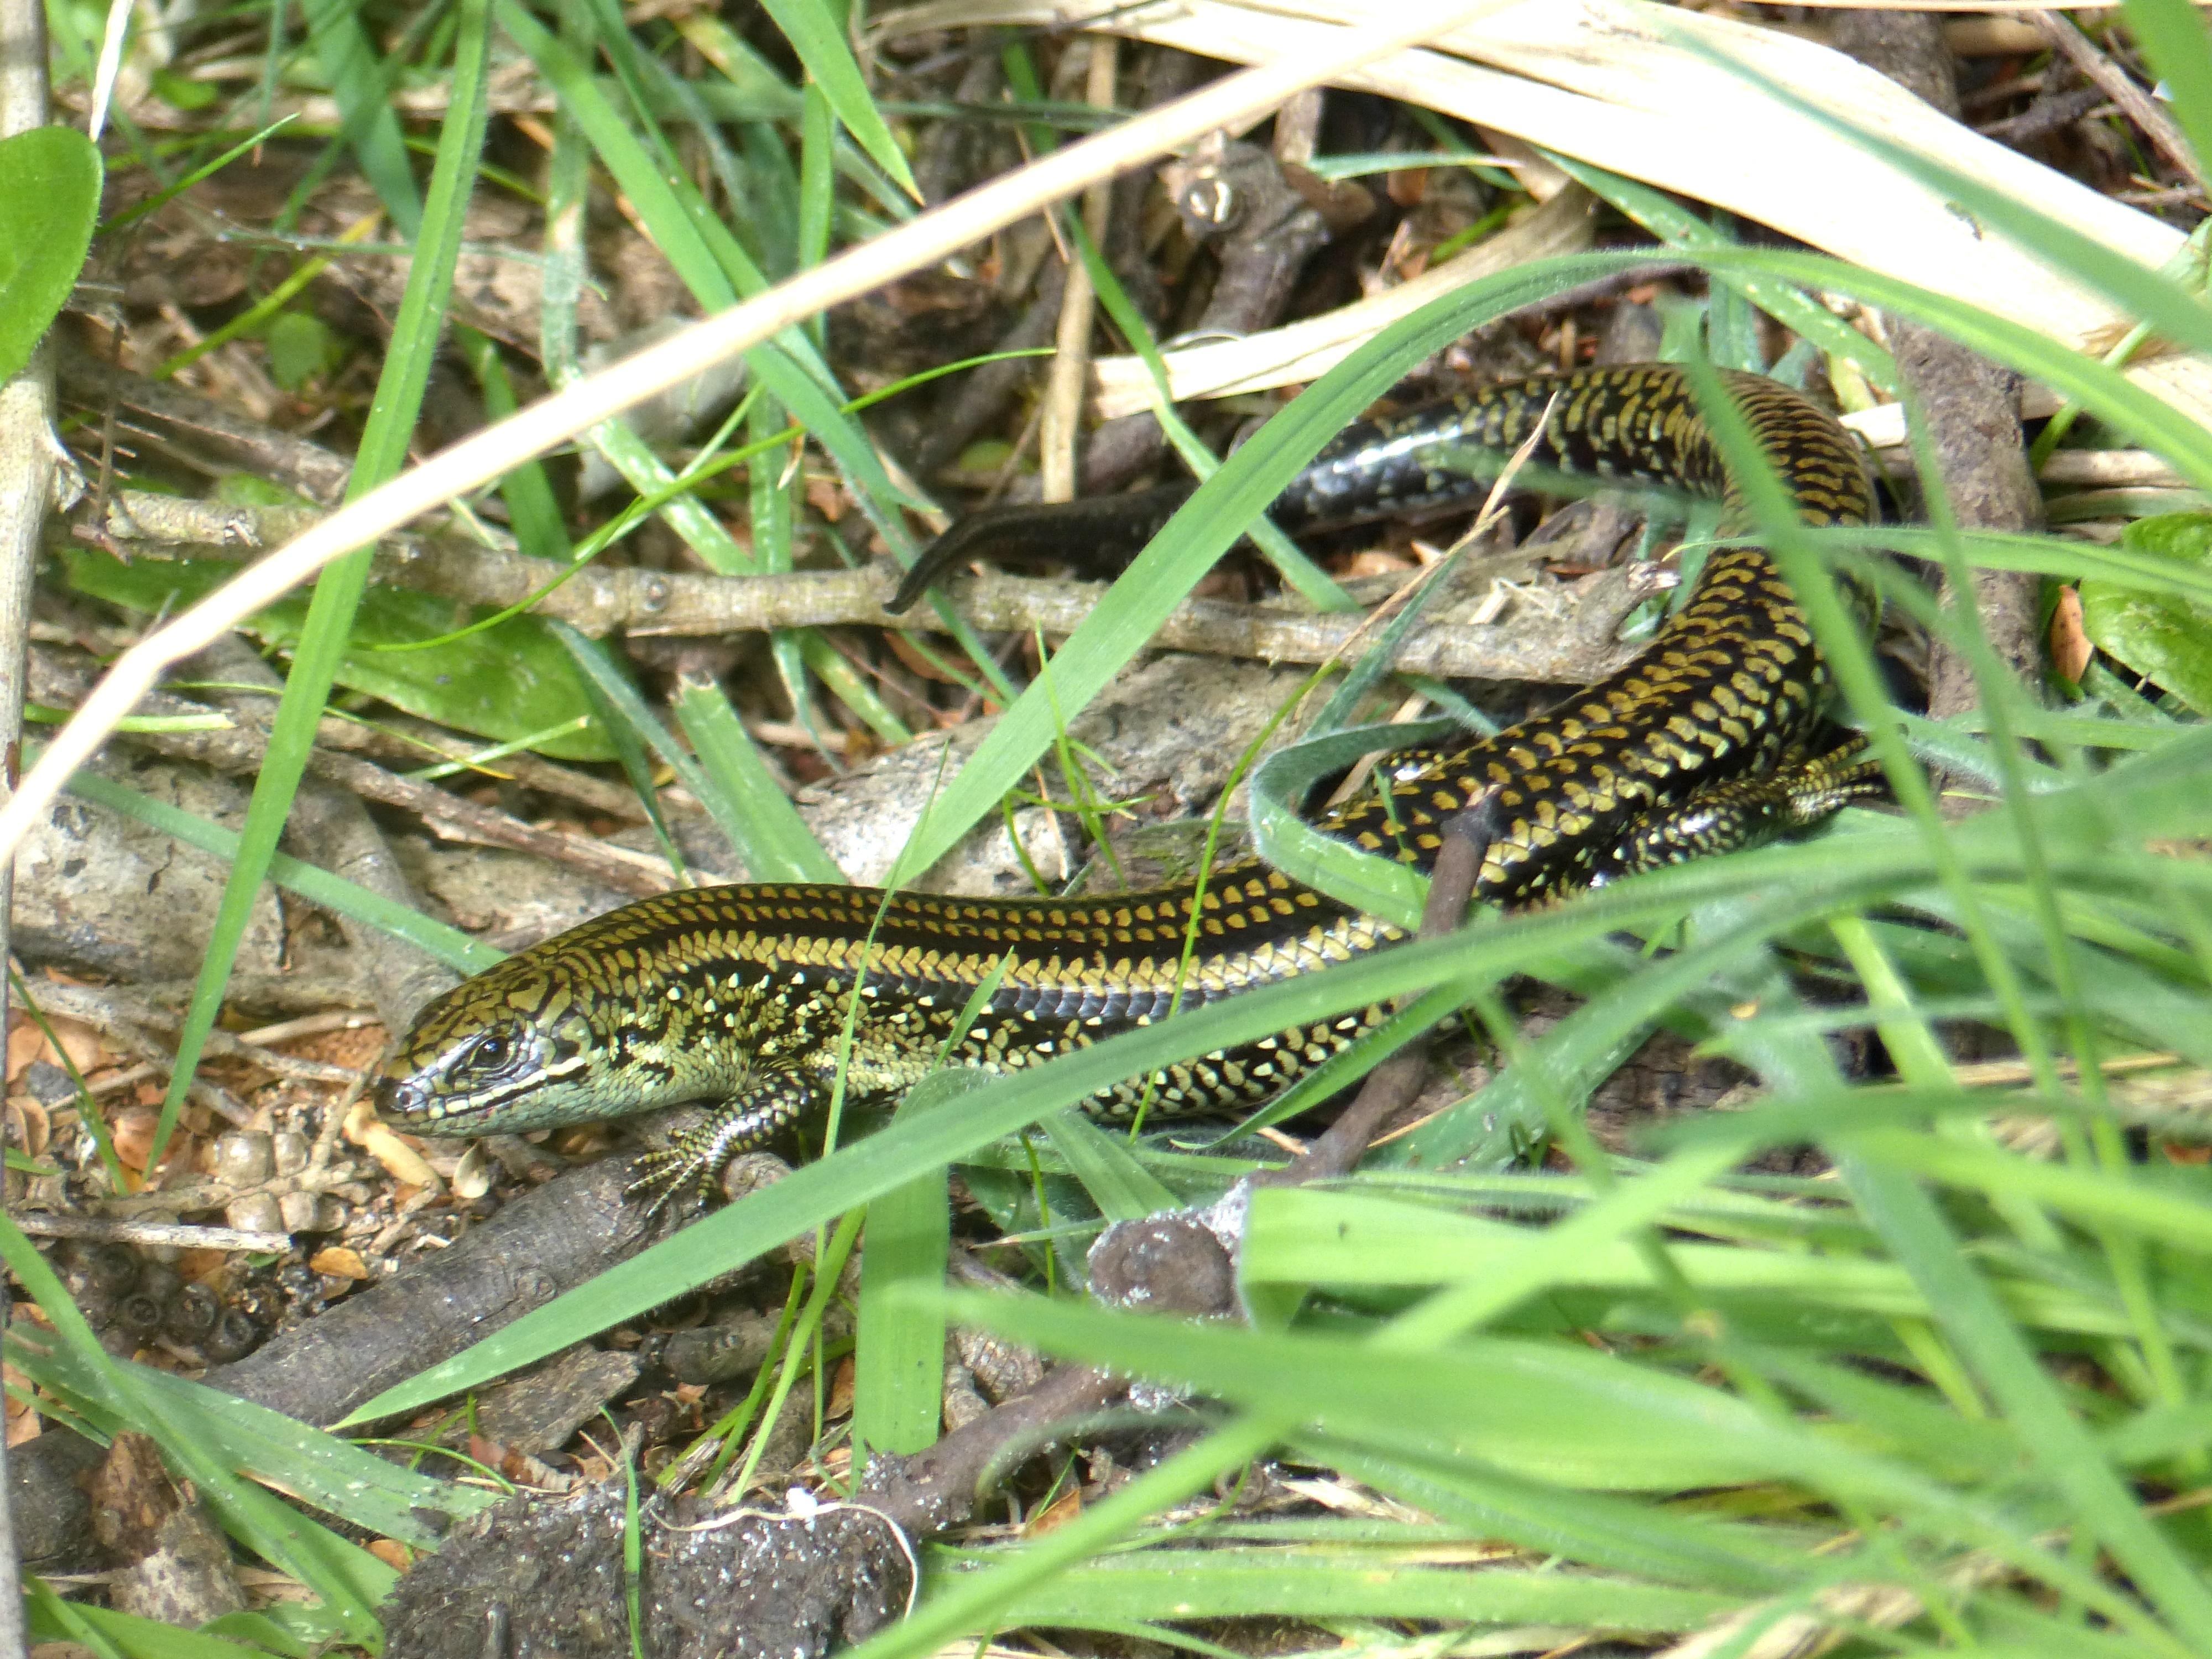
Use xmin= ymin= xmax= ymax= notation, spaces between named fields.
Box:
xmin=625 ymin=1148 xmax=717 ymax=1218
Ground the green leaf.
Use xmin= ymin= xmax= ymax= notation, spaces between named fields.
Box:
xmin=264 ymin=310 xmax=340 ymax=390
xmin=2081 ymin=513 xmax=2212 ymax=714
xmin=60 ymin=545 xmax=615 ymax=761
xmin=150 ymin=65 xmax=220 ymax=112
xmin=299 ymin=0 xmax=422 ymax=234
xmin=0 ymin=127 xmax=101 ymax=385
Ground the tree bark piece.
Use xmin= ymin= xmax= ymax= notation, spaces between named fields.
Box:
xmin=1830 ymin=12 xmax=2047 ymax=769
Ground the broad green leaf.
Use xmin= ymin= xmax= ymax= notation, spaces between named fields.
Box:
xmin=2081 ymin=513 xmax=2212 ymax=714
xmin=264 ymin=309 xmax=341 ymax=390
xmin=60 ymin=545 xmax=615 ymax=761
xmin=0 ymin=126 xmax=101 ymax=384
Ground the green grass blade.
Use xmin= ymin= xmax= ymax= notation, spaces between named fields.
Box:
xmin=1686 ymin=29 xmax=2212 ymax=392
xmin=1071 ymin=214 xmax=1353 ymax=613
xmin=148 ymin=0 xmax=494 ymax=1172
xmin=1313 ymin=1441 xmax=1806 ymax=1594
xmin=846 ymin=1418 xmax=1284 ymax=1659
xmin=1851 ymin=523 xmax=2212 ymax=605
xmin=796 ymin=79 xmax=836 ymax=296
xmin=1248 ymin=717 xmax=1459 ymax=927
xmin=555 ymin=625 xmax=837 ymax=882
xmin=1 ymin=1213 xmax=389 ymax=1644
xmin=298 ymin=0 xmax=421 ymax=234
xmin=1045 ymin=1107 xmax=1179 ymax=1222
xmin=853 ymin=1072 xmax=984 ymax=1457
xmin=1841 ymin=1157 xmax=2212 ymax=1646
xmin=940 ymin=1289 xmax=2176 ymax=1645
xmin=25 ymin=1589 xmax=265 ymax=1659
xmin=6 ymin=1330 xmax=495 ymax=1545
xmin=457 ymin=324 xmax=568 ymax=561
xmin=754 ymin=0 xmax=917 ymax=201
xmin=671 ymin=676 xmax=842 ymax=883
xmin=1545 ymin=151 xmax=1896 ymax=394
xmin=2126 ymin=1 xmax=2212 ymax=183
xmin=499 ymin=0 xmax=918 ymax=542
xmin=987 ymin=1553 xmax=1734 ymax=1631
xmin=58 ymin=763 xmax=498 ymax=971
xmin=1698 ymin=246 xmax=2212 ymax=489
xmin=890 ymin=249 xmax=1645 ymax=880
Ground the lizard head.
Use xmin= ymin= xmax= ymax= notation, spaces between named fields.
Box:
xmin=377 ymin=956 xmax=607 ymax=1136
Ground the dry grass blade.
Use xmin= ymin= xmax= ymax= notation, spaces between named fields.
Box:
xmin=0 ymin=0 xmax=1527 ymax=865
xmin=1087 ymin=182 xmax=1599 ymax=420
xmin=896 ymin=0 xmax=2211 ymax=422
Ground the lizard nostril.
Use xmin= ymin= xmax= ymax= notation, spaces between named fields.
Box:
xmin=374 ymin=1073 xmax=422 ymax=1120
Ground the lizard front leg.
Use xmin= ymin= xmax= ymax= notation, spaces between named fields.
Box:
xmin=627 ymin=1069 xmax=827 ymax=1214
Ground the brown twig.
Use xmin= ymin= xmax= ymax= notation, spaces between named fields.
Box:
xmin=24 ymin=978 xmax=359 ymax=1089
xmin=29 ymin=644 xmax=706 ymax=896
xmin=56 ymin=338 xmax=353 ymax=505
xmin=11 ymin=1212 xmax=293 ymax=1253
xmin=2032 ymin=10 xmax=2202 ymax=185
xmin=1832 ymin=14 xmax=2049 ymax=805
xmin=861 ymin=1361 xmax=1128 ymax=1533
xmin=2 ymin=3 xmax=61 ymax=1636
xmin=1039 ymin=38 xmax=1119 ymax=504
xmin=82 ymin=512 xmax=1664 ymax=687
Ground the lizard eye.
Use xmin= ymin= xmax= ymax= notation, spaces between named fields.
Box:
xmin=465 ymin=1034 xmax=514 ymax=1074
